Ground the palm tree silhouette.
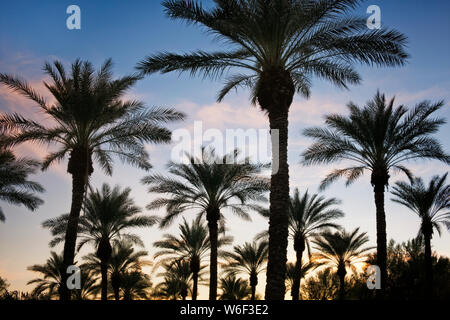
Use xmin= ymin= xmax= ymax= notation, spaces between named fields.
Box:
xmin=83 ymin=240 xmax=150 ymax=300
xmin=155 ymin=260 xmax=192 ymax=300
xmin=391 ymin=173 xmax=450 ymax=296
xmin=288 ymin=189 xmax=343 ymax=300
xmin=313 ymin=228 xmax=373 ymax=300
xmin=219 ymin=275 xmax=251 ymax=300
xmin=285 ymin=260 xmax=320 ymax=300
xmin=120 ymin=271 xmax=152 ymax=300
xmin=224 ymin=239 xmax=268 ymax=300
xmin=43 ymin=183 xmax=156 ymax=300
xmin=143 ymin=147 xmax=268 ymax=300
xmin=302 ymin=91 xmax=449 ymax=295
xmin=137 ymin=0 xmax=408 ymax=300
xmin=153 ymin=216 xmax=232 ymax=300
xmin=27 ymin=252 xmax=64 ymax=299
xmin=0 ymin=59 xmax=184 ymax=299
xmin=0 ymin=138 xmax=44 ymax=222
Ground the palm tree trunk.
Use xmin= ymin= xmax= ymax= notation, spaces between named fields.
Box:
xmin=192 ymin=271 xmax=198 ymax=301
xmin=207 ymin=208 xmax=220 ymax=300
xmin=339 ymin=274 xmax=345 ymax=301
xmin=424 ymin=231 xmax=433 ymax=297
xmin=114 ymin=287 xmax=120 ymax=301
xmin=100 ymin=260 xmax=108 ymax=301
xmin=291 ymin=249 xmax=303 ymax=300
xmin=373 ymin=181 xmax=387 ymax=298
xmin=59 ymin=170 xmax=87 ymax=300
xmin=265 ymin=107 xmax=290 ymax=300
xmin=250 ymin=272 xmax=258 ymax=301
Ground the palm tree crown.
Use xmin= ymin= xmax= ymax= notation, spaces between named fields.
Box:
xmin=391 ymin=174 xmax=450 ymax=238
xmin=0 ymin=142 xmax=44 ymax=222
xmin=313 ymin=228 xmax=373 ymax=299
xmin=224 ymin=239 xmax=268 ymax=300
xmin=138 ymin=0 xmax=408 ymax=105
xmin=219 ymin=275 xmax=251 ymax=300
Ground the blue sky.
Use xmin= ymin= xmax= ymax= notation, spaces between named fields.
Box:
xmin=0 ymin=0 xmax=449 ymax=297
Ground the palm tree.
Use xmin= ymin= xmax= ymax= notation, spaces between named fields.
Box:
xmin=288 ymin=189 xmax=343 ymax=300
xmin=155 ymin=260 xmax=192 ymax=300
xmin=72 ymin=269 xmax=99 ymax=300
xmin=391 ymin=173 xmax=450 ymax=296
xmin=302 ymin=92 xmax=449 ymax=295
xmin=0 ymin=140 xmax=44 ymax=222
xmin=0 ymin=59 xmax=184 ymax=299
xmin=285 ymin=260 xmax=319 ymax=299
xmin=43 ymin=183 xmax=156 ymax=300
xmin=143 ymin=147 xmax=268 ymax=300
xmin=219 ymin=275 xmax=251 ymax=300
xmin=83 ymin=240 xmax=150 ymax=300
xmin=224 ymin=240 xmax=268 ymax=300
xmin=301 ymin=267 xmax=339 ymax=300
xmin=137 ymin=0 xmax=408 ymax=300
xmin=120 ymin=271 xmax=152 ymax=300
xmin=312 ymin=228 xmax=373 ymax=300
xmin=153 ymin=216 xmax=232 ymax=300
xmin=0 ymin=276 xmax=10 ymax=296
xmin=27 ymin=252 xmax=64 ymax=299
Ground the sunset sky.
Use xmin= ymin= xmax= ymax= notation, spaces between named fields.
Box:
xmin=0 ymin=0 xmax=449 ymax=298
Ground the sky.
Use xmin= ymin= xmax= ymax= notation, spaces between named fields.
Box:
xmin=0 ymin=0 xmax=449 ymax=299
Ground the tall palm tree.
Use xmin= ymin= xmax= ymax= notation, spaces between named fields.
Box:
xmin=224 ymin=240 xmax=268 ymax=300
xmin=391 ymin=173 xmax=450 ymax=296
xmin=0 ymin=59 xmax=184 ymax=299
xmin=143 ymin=148 xmax=268 ymax=300
xmin=288 ymin=189 xmax=343 ymax=300
xmin=285 ymin=260 xmax=319 ymax=299
xmin=83 ymin=240 xmax=150 ymax=300
xmin=0 ymin=139 xmax=44 ymax=222
xmin=137 ymin=0 xmax=408 ymax=300
xmin=27 ymin=252 xmax=64 ymax=299
xmin=155 ymin=260 xmax=192 ymax=300
xmin=219 ymin=275 xmax=251 ymax=300
xmin=312 ymin=228 xmax=373 ymax=300
xmin=302 ymin=92 xmax=449 ymax=295
xmin=153 ymin=216 xmax=232 ymax=300
xmin=43 ymin=183 xmax=156 ymax=300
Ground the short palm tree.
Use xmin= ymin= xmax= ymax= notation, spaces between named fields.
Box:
xmin=27 ymin=251 xmax=64 ymax=299
xmin=391 ymin=173 xmax=450 ymax=296
xmin=143 ymin=147 xmax=269 ymax=300
xmin=83 ymin=240 xmax=150 ymax=300
xmin=302 ymin=91 xmax=449 ymax=294
xmin=155 ymin=260 xmax=192 ymax=300
xmin=285 ymin=260 xmax=319 ymax=299
xmin=72 ymin=269 xmax=99 ymax=300
xmin=0 ymin=141 xmax=44 ymax=222
xmin=120 ymin=271 xmax=152 ymax=300
xmin=288 ymin=189 xmax=343 ymax=300
xmin=153 ymin=216 xmax=232 ymax=300
xmin=219 ymin=275 xmax=251 ymax=300
xmin=224 ymin=240 xmax=268 ymax=300
xmin=0 ymin=59 xmax=184 ymax=299
xmin=313 ymin=228 xmax=373 ymax=300
xmin=43 ymin=183 xmax=156 ymax=300
xmin=138 ymin=0 xmax=408 ymax=300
